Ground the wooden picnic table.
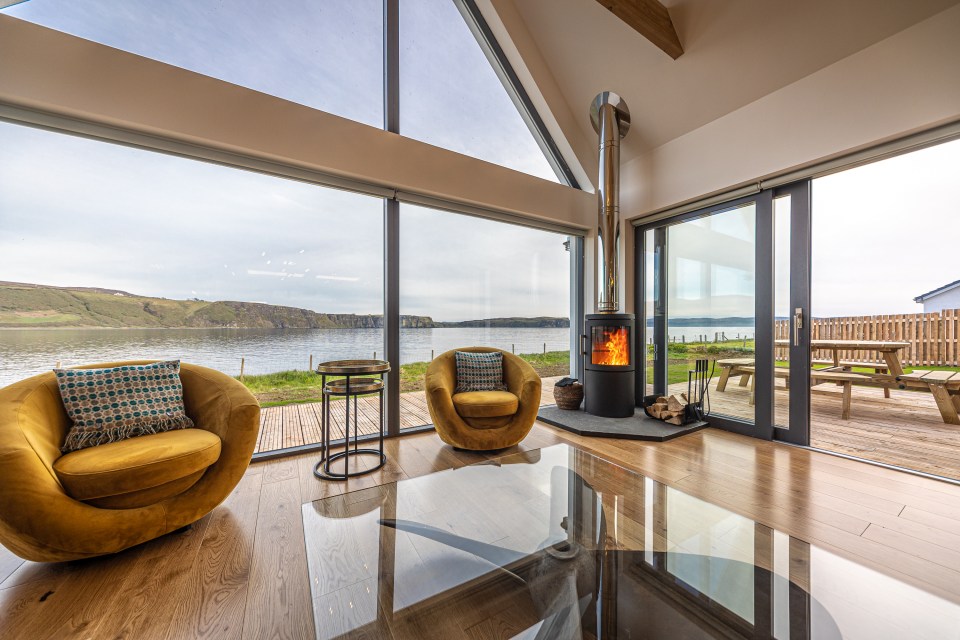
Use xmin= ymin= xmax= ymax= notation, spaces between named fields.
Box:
xmin=718 ymin=340 xmax=925 ymax=421
xmin=775 ymin=339 xmax=910 ymax=377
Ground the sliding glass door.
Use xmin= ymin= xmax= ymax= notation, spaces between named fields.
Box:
xmin=637 ymin=186 xmax=811 ymax=442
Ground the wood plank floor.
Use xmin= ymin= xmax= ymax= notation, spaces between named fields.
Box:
xmin=254 ymin=376 xmax=563 ymax=455
xmin=675 ymin=376 xmax=960 ymax=480
xmin=2 ymin=425 xmax=960 ymax=638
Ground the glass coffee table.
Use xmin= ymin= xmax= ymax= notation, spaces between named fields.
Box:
xmin=302 ymin=444 xmax=960 ymax=639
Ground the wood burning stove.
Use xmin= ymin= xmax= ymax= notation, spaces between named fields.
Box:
xmin=584 ymin=313 xmax=636 ymax=417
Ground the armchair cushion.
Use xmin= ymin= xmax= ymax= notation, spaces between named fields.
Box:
xmin=453 ymin=390 xmax=519 ymax=418
xmin=55 ymin=360 xmax=194 ymax=453
xmin=454 ymin=351 xmax=507 ymax=392
xmin=53 ymin=424 xmax=222 ymax=504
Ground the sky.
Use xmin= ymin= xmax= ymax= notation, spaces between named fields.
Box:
xmin=0 ymin=0 xmax=570 ymax=321
xmin=810 ymin=138 xmax=960 ymax=317
xmin=651 ymin=136 xmax=960 ymax=320
xmin=2 ymin=2 xmax=957 ymax=322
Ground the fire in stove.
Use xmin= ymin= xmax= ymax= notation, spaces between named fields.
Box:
xmin=592 ymin=326 xmax=630 ymax=366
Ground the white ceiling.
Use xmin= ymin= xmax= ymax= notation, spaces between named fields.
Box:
xmin=509 ymin=0 xmax=960 ymax=162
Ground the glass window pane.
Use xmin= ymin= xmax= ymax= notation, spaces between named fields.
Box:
xmin=399 ymin=0 xmax=559 ymax=181
xmin=643 ymin=229 xmax=656 ymax=395
xmin=399 ymin=204 xmax=571 ymax=430
xmin=0 ymin=122 xmax=384 ymax=456
xmin=3 ymin=0 xmax=384 ymax=128
xmin=774 ymin=196 xmax=791 ymax=429
xmin=810 ymin=138 xmax=960 ymax=480
xmin=667 ymin=204 xmax=756 ymax=423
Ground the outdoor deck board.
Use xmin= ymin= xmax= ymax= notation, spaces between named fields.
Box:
xmin=256 ymin=376 xmax=563 ymax=455
xmin=255 ymin=376 xmax=960 ymax=480
xmin=691 ymin=379 xmax=960 ymax=480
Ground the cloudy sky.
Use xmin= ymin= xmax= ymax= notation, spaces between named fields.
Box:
xmin=2 ymin=1 xmax=957 ymax=323
xmin=0 ymin=0 xmax=570 ymax=321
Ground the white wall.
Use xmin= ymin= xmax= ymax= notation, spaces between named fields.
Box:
xmin=0 ymin=15 xmax=594 ymax=232
xmin=624 ymin=3 xmax=960 ymax=217
xmin=618 ymin=3 xmax=960 ymax=313
xmin=922 ymin=287 xmax=960 ymax=314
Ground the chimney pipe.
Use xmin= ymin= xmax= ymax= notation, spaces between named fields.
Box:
xmin=590 ymin=92 xmax=630 ymax=314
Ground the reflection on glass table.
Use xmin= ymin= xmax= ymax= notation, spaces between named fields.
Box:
xmin=302 ymin=445 xmax=959 ymax=639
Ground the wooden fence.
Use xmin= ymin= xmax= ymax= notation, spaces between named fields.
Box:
xmin=774 ymin=309 xmax=960 ymax=367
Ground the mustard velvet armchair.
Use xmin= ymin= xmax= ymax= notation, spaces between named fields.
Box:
xmin=425 ymin=347 xmax=541 ymax=451
xmin=0 ymin=361 xmax=260 ymax=562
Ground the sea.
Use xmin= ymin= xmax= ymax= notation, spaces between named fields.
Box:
xmin=0 ymin=324 xmax=755 ymax=388
xmin=0 ymin=327 xmax=571 ymax=387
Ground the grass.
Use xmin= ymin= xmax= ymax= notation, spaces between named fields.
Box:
xmin=241 ymin=340 xmax=960 ymax=406
xmin=239 ymin=350 xmax=571 ymax=406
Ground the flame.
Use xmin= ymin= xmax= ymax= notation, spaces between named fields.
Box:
xmin=594 ymin=327 xmax=630 ymax=366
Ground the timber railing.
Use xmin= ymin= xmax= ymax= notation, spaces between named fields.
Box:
xmin=775 ymin=309 xmax=960 ymax=367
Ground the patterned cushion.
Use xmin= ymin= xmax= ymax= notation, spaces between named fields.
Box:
xmin=55 ymin=360 xmax=195 ymax=453
xmin=455 ymin=351 xmax=507 ymax=393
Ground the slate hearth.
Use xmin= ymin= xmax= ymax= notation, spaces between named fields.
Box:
xmin=538 ymin=405 xmax=707 ymax=441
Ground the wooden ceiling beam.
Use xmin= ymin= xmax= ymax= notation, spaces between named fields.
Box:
xmin=594 ymin=0 xmax=684 ymax=59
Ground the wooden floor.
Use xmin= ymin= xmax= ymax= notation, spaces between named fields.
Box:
xmin=682 ymin=376 xmax=960 ymax=480
xmin=2 ymin=424 xmax=960 ymax=638
xmin=254 ymin=376 xmax=563 ymax=455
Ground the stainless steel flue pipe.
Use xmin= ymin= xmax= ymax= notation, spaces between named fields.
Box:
xmin=590 ymin=92 xmax=630 ymax=313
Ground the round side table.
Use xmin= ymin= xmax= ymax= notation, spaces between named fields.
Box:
xmin=314 ymin=359 xmax=390 ymax=481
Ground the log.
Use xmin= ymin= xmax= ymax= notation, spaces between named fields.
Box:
xmin=667 ymin=396 xmax=684 ymax=412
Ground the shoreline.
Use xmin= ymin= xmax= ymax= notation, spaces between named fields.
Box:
xmin=0 ymin=325 xmax=570 ymax=331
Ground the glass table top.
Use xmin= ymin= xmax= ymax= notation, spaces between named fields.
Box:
xmin=302 ymin=445 xmax=960 ymax=639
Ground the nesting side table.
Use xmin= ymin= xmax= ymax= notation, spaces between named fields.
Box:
xmin=314 ymin=359 xmax=390 ymax=481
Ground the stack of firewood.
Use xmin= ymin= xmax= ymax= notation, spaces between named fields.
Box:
xmin=646 ymin=394 xmax=689 ymax=425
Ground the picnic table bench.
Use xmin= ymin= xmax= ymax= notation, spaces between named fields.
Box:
xmin=896 ymin=370 xmax=960 ymax=425
xmin=713 ymin=341 xmax=960 ymax=425
xmin=717 ymin=361 xmax=879 ymax=419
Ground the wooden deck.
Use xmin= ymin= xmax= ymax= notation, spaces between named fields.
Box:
xmin=257 ymin=375 xmax=960 ymax=481
xmin=255 ymin=376 xmax=563 ymax=455
xmin=672 ymin=377 xmax=960 ymax=480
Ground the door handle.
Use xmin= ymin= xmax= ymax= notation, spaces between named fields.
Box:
xmin=793 ymin=307 xmax=803 ymax=347
xmin=580 ymin=334 xmax=588 ymax=356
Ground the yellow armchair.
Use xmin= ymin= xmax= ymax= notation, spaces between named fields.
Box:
xmin=0 ymin=361 xmax=260 ymax=562
xmin=425 ymin=347 xmax=541 ymax=451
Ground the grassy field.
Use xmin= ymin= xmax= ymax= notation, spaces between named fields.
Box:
xmin=240 ymin=350 xmax=571 ymax=407
xmin=242 ymin=340 xmax=960 ymax=406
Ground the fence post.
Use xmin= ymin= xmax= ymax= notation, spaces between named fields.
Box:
xmin=240 ymin=357 xmax=245 ymax=380
xmin=309 ymin=354 xmax=313 ymax=371
xmin=512 ymin=344 xmax=515 ymax=354
xmin=431 ymin=349 xmax=434 ymax=360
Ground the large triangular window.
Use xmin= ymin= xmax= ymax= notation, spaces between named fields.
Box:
xmin=2 ymin=0 xmax=384 ymax=127
xmin=2 ymin=0 xmax=575 ymax=184
xmin=399 ymin=0 xmax=563 ymax=182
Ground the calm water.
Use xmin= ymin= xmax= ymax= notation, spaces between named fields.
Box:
xmin=0 ymin=327 xmax=572 ymax=387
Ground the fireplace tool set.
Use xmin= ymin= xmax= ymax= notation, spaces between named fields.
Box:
xmin=643 ymin=359 xmax=713 ymax=426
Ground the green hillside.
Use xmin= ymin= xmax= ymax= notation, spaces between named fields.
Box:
xmin=0 ymin=282 xmax=405 ymax=329
xmin=0 ymin=282 xmax=569 ymax=329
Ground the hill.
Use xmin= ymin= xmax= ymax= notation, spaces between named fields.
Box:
xmin=0 ymin=282 xmax=568 ymax=329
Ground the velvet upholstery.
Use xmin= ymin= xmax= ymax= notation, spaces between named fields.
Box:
xmin=0 ymin=361 xmax=260 ymax=562
xmin=54 ymin=429 xmax=222 ymax=501
xmin=426 ymin=347 xmax=540 ymax=450
xmin=452 ymin=391 xmax=519 ymax=418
